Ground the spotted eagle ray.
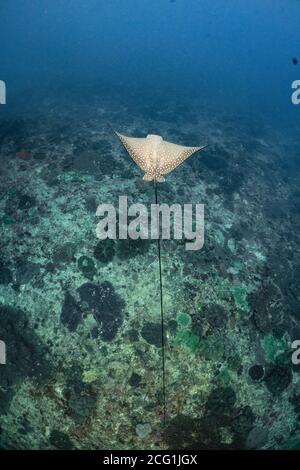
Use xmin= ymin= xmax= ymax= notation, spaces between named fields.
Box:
xmin=115 ymin=131 xmax=207 ymax=182
xmin=113 ymin=128 xmax=207 ymax=428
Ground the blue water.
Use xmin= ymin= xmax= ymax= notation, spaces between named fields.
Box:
xmin=0 ymin=0 xmax=300 ymax=451
xmin=1 ymin=1 xmax=300 ymax=127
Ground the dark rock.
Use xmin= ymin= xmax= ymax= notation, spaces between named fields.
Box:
xmin=78 ymin=282 xmax=124 ymax=341
xmin=249 ymin=365 xmax=265 ymax=382
xmin=5 ymin=190 xmax=36 ymax=216
xmin=90 ymin=326 xmax=99 ymax=339
xmin=94 ymin=239 xmax=116 ymax=263
xmin=206 ymin=386 xmax=236 ymax=416
xmin=77 ymin=256 xmax=96 ymax=280
xmin=289 ymin=392 xmax=300 ymax=417
xmin=246 ymin=427 xmax=269 ymax=449
xmin=53 ymin=242 xmax=77 ymax=265
xmin=204 ymin=303 xmax=228 ymax=329
xmin=165 ymin=412 xmax=236 ymax=450
xmin=117 ymin=238 xmax=150 ymax=260
xmin=128 ymin=329 xmax=139 ymax=342
xmin=85 ymin=196 xmax=98 ymax=213
xmin=17 ymin=415 xmax=33 ymax=435
xmin=45 ymin=262 xmax=55 ymax=273
xmin=141 ymin=322 xmax=162 ymax=348
xmin=61 ymin=292 xmax=83 ymax=332
xmin=185 ymin=234 xmax=230 ymax=276
xmin=0 ymin=261 xmax=13 ymax=285
xmin=280 ymin=267 xmax=300 ymax=320
xmin=232 ymin=406 xmax=255 ymax=447
xmin=191 ymin=317 xmax=203 ymax=337
xmin=15 ymin=258 xmax=40 ymax=285
xmin=248 ymin=282 xmax=283 ymax=334
xmin=0 ymin=305 xmax=53 ymax=415
xmin=18 ymin=194 xmax=36 ymax=210
xmin=264 ymin=364 xmax=292 ymax=396
xmin=64 ymin=366 xmax=97 ymax=424
xmin=165 ymin=415 xmax=200 ymax=449
xmin=49 ymin=430 xmax=74 ymax=450
xmin=129 ymin=372 xmax=142 ymax=388
xmin=167 ymin=320 xmax=178 ymax=336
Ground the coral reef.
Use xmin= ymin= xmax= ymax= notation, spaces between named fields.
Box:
xmin=0 ymin=91 xmax=299 ymax=450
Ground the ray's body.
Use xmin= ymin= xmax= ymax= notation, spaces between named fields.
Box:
xmin=116 ymin=131 xmax=207 ymax=182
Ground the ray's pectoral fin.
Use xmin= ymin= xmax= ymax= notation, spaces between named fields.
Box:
xmin=115 ymin=131 xmax=151 ymax=174
xmin=160 ymin=142 xmax=208 ymax=176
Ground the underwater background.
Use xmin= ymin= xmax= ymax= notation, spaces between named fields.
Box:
xmin=0 ymin=0 xmax=300 ymax=450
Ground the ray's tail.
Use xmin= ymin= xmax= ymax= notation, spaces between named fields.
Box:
xmin=154 ymin=180 xmax=167 ymax=430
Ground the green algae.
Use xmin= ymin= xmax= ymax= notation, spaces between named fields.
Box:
xmin=262 ymin=334 xmax=289 ymax=363
xmin=174 ymin=330 xmax=199 ymax=353
xmin=1 ymin=214 xmax=15 ymax=225
xmin=176 ymin=312 xmax=192 ymax=328
xmin=218 ymin=367 xmax=233 ymax=385
xmin=232 ymin=285 xmax=249 ymax=312
xmin=227 ymin=260 xmax=242 ymax=275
